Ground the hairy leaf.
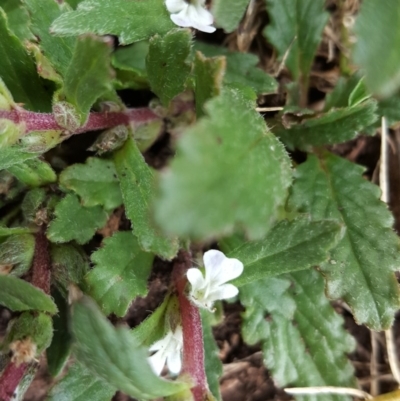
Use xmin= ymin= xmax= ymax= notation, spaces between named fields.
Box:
xmin=288 ymin=153 xmax=400 ymax=330
xmin=241 ymin=270 xmax=356 ymax=401
xmin=63 ymin=35 xmax=114 ymax=124
xmin=195 ymin=42 xmax=277 ymax=95
xmin=48 ymin=362 xmax=116 ymax=401
xmin=7 ymin=158 xmax=56 ymax=187
xmin=23 ymin=0 xmax=76 ymax=77
xmin=221 ymin=217 xmax=342 ymax=287
xmin=146 ymin=29 xmax=192 ymax=106
xmin=71 ymin=296 xmax=189 ymax=399
xmin=0 ymin=274 xmax=57 ymax=313
xmin=353 ymin=1 xmax=400 ymax=98
xmin=0 ymin=234 xmax=34 ymax=276
xmin=264 ymin=0 xmax=328 ymax=93
xmin=212 ymin=0 xmax=250 ymax=33
xmin=1 ymin=0 xmax=34 ymax=41
xmin=51 ymin=0 xmax=175 ymax=45
xmin=276 ymin=100 xmax=378 ymax=150
xmin=60 ymin=157 xmax=122 ymax=210
xmin=0 ymin=8 xmax=51 ymax=111
xmin=47 ymin=194 xmax=108 ymax=245
xmin=86 ymin=232 xmax=153 ymax=317
xmin=155 ymin=89 xmax=292 ymax=240
xmin=114 ymin=137 xmax=179 ymax=259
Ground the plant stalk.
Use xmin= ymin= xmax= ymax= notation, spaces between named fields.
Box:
xmin=0 ymin=362 xmax=27 ymax=401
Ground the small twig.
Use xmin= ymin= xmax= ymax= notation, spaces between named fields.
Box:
xmin=284 ymin=386 xmax=373 ymax=400
xmin=385 ymin=328 xmax=400 ymax=385
xmin=370 ymin=331 xmax=380 ymax=396
xmin=274 ymin=36 xmax=297 ymax=78
xmin=380 ymin=116 xmax=390 ymax=203
xmin=255 ymin=107 xmax=284 ymax=112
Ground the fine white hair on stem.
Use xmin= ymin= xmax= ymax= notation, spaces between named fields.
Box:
xmin=284 ymin=386 xmax=373 ymax=400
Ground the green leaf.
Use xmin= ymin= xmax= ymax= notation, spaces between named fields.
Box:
xmin=71 ymin=296 xmax=189 ymax=399
xmin=146 ymin=29 xmax=192 ymax=106
xmin=47 ymin=194 xmax=108 ymax=245
xmin=60 ymin=157 xmax=122 ymax=210
xmin=0 ymin=274 xmax=57 ymax=314
xmin=23 ymin=0 xmax=76 ymax=77
xmin=155 ymin=89 xmax=292 ymax=241
xmin=7 ymin=158 xmax=56 ymax=187
xmin=0 ymin=8 xmax=51 ymax=111
xmin=0 ymin=234 xmax=35 ymax=276
xmin=63 ymin=35 xmax=114 ymax=124
xmin=377 ymin=93 xmax=400 ymax=127
xmin=48 ymin=362 xmax=116 ymax=401
xmin=353 ymin=1 xmax=400 ymax=98
xmin=275 ymin=100 xmax=378 ymax=150
xmin=195 ymin=42 xmax=277 ymax=95
xmin=113 ymin=137 xmax=179 ymax=259
xmin=21 ymin=188 xmax=47 ymax=224
xmin=51 ymin=0 xmax=175 ymax=45
xmin=288 ymin=153 xmax=400 ymax=330
xmin=264 ymin=0 xmax=328 ymax=92
xmin=86 ymin=232 xmax=154 ymax=317
xmin=241 ymin=270 xmax=356 ymax=401
xmin=51 ymin=243 xmax=89 ymax=297
xmin=47 ymin=289 xmax=72 ymax=377
xmin=221 ymin=217 xmax=342 ymax=287
xmin=0 ymin=226 xmax=32 ymax=237
xmin=201 ymin=310 xmax=222 ymax=401
xmin=0 ymin=0 xmax=34 ymax=41
xmin=212 ymin=0 xmax=250 ymax=33
xmin=112 ymin=42 xmax=149 ymax=90
xmin=194 ymin=52 xmax=225 ymax=118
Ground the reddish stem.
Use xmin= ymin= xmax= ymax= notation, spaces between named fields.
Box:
xmin=0 ymin=107 xmax=159 ymax=134
xmin=173 ymin=250 xmax=208 ymax=401
xmin=0 ymin=363 xmax=27 ymax=401
xmin=31 ymin=228 xmax=51 ymax=295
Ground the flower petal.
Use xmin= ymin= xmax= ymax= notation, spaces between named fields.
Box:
xmin=148 ymin=351 xmax=166 ymax=376
xmin=167 ymin=348 xmax=182 ymax=375
xmin=207 ymin=283 xmax=239 ymax=302
xmin=170 ymin=8 xmax=192 ymax=28
xmin=165 ymin=0 xmax=186 ymax=13
xmin=204 ymin=250 xmax=226 ymax=281
xmin=191 ymin=3 xmax=214 ymax=26
xmin=204 ymin=250 xmax=243 ymax=285
xmin=187 ymin=268 xmax=206 ymax=290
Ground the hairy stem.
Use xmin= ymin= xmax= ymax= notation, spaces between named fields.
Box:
xmin=173 ymin=250 xmax=208 ymax=401
xmin=0 ymin=107 xmax=160 ymax=135
xmin=0 ymin=362 xmax=27 ymax=401
xmin=31 ymin=227 xmax=51 ymax=295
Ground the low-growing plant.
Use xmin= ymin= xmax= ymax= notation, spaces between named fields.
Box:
xmin=0 ymin=0 xmax=400 ymax=400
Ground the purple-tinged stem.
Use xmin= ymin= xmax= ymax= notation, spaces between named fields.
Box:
xmin=173 ymin=250 xmax=208 ymax=401
xmin=0 ymin=362 xmax=27 ymax=401
xmin=31 ymin=228 xmax=51 ymax=295
xmin=0 ymin=107 xmax=159 ymax=135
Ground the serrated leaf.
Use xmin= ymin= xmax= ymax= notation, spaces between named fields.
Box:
xmin=48 ymin=362 xmax=116 ymax=401
xmin=201 ymin=310 xmax=222 ymax=401
xmin=288 ymin=153 xmax=400 ymax=330
xmin=63 ymin=35 xmax=114 ymax=124
xmin=71 ymin=296 xmax=189 ymax=399
xmin=146 ymin=29 xmax=192 ymax=106
xmin=212 ymin=0 xmax=250 ymax=33
xmin=60 ymin=157 xmax=122 ymax=210
xmin=113 ymin=137 xmax=179 ymax=259
xmin=0 ymin=234 xmax=34 ymax=276
xmin=47 ymin=289 xmax=72 ymax=377
xmin=155 ymin=89 xmax=292 ymax=240
xmin=7 ymin=158 xmax=56 ymax=187
xmin=264 ymin=0 xmax=328 ymax=99
xmin=0 ymin=8 xmax=51 ymax=111
xmin=23 ymin=0 xmax=76 ymax=77
xmin=195 ymin=42 xmax=277 ymax=95
xmin=51 ymin=0 xmax=175 ymax=45
xmin=112 ymin=42 xmax=149 ymax=90
xmin=353 ymin=1 xmax=400 ymax=98
xmin=0 ymin=0 xmax=34 ymax=41
xmin=86 ymin=231 xmax=153 ymax=317
xmin=0 ymin=274 xmax=57 ymax=314
xmin=241 ymin=270 xmax=356 ymax=401
xmin=47 ymin=194 xmax=108 ymax=245
xmin=221 ymin=217 xmax=342 ymax=287
xmin=275 ymin=100 xmax=378 ymax=150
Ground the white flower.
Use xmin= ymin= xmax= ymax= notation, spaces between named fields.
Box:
xmin=148 ymin=326 xmax=183 ymax=376
xmin=165 ymin=0 xmax=216 ymax=33
xmin=187 ymin=250 xmax=244 ymax=311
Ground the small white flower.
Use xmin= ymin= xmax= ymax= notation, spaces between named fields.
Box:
xmin=187 ymin=250 xmax=244 ymax=311
xmin=148 ymin=326 xmax=183 ymax=376
xmin=165 ymin=0 xmax=216 ymax=33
